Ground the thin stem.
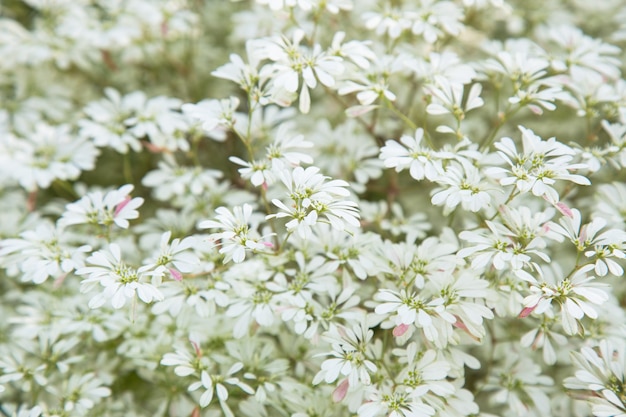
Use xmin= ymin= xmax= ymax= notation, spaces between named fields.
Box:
xmin=260 ymin=185 xmax=280 ymax=249
xmin=321 ymin=85 xmax=384 ymax=145
xmin=384 ymin=97 xmax=417 ymax=131
xmin=479 ymin=104 xmax=522 ymax=151
xmin=474 ymin=320 xmax=498 ymax=394
xmin=487 ymin=189 xmax=519 ymax=222
xmin=188 ymin=134 xmax=203 ymax=167
xmin=123 ymin=152 xmax=134 ymax=184
xmin=383 ymin=97 xmax=436 ymax=148
xmin=52 ymin=179 xmax=79 ymax=200
xmin=386 ymin=170 xmax=399 ymax=209
xmin=309 ymin=8 xmax=323 ymax=45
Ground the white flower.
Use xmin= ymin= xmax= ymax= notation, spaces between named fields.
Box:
xmin=395 ymin=344 xmax=455 ymax=397
xmin=338 ymin=55 xmax=397 ymax=106
xmin=59 ymin=184 xmax=144 ymax=229
xmin=258 ymin=29 xmax=344 ymax=113
xmin=362 ymin=6 xmax=412 ymax=39
xmin=308 ymin=119 xmax=383 ymax=193
xmin=199 ymin=204 xmax=272 ymax=263
xmin=424 ymin=81 xmax=484 ymax=129
xmin=48 ymin=372 xmax=111 ymax=413
xmin=182 ymin=97 xmax=242 ymax=141
xmin=0 ymin=221 xmax=90 ymax=284
xmin=594 ymin=181 xmax=626 ymax=227
xmin=406 ymin=51 xmax=477 ymax=85
xmin=543 ymin=25 xmax=621 ymax=81
xmin=410 ymin=0 xmax=464 ymax=44
xmin=459 ymin=220 xmax=525 ymax=270
xmin=431 ymin=160 xmax=492 ymax=213
xmin=565 ymin=339 xmax=626 ymax=417
xmin=266 ymin=123 xmax=314 ymax=170
xmin=77 ymin=243 xmax=164 ymax=309
xmin=212 ymin=49 xmax=264 ymax=94
xmin=189 ymin=363 xmax=254 ymax=413
xmin=548 ymin=208 xmax=626 ymax=275
xmin=313 ymin=322 xmax=378 ymax=388
xmin=124 ymin=95 xmax=187 ymax=145
xmin=329 ymin=31 xmax=376 ymax=70
xmin=380 ymin=128 xmax=441 ymax=181
xmin=519 ymin=264 xmax=610 ymax=335
xmin=142 ymin=156 xmax=222 ymax=201
xmin=377 ymin=237 xmax=459 ymax=289
xmin=374 ymin=289 xmax=446 ymax=338
xmin=312 ymin=225 xmax=382 ymax=280
xmin=141 ymin=231 xmax=199 ymax=283
xmin=430 ymin=270 xmax=494 ymax=340
xmin=379 ymin=203 xmax=431 ymax=243
xmin=152 ymin=278 xmax=229 ymax=318
xmin=230 ymin=156 xmax=274 ymax=187
xmin=486 ymin=126 xmax=591 ymax=202
xmin=520 ymin=325 xmax=567 ymax=365
xmin=357 ymin=383 xmax=435 ymax=417
xmin=226 ymin=281 xmax=278 ymax=338
xmin=3 ymin=123 xmax=98 ymax=191
xmin=161 ymin=343 xmax=205 ymax=377
xmin=268 ymin=166 xmax=359 ymax=238
xmin=483 ymin=355 xmax=553 ymax=416
xmin=79 ymin=88 xmax=146 ymax=153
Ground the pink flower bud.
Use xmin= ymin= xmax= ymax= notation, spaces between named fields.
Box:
xmin=190 ymin=340 xmax=202 ymax=358
xmin=393 ymin=323 xmax=410 ymax=337
xmin=518 ymin=304 xmax=537 ymax=318
xmin=332 ymin=378 xmax=350 ymax=403
xmin=169 ymin=268 xmax=183 ymax=281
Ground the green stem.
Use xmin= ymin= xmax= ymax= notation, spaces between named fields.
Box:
xmin=383 ymin=97 xmax=436 ymax=148
xmin=321 ymin=85 xmax=383 ymax=145
xmin=487 ymin=189 xmax=519 ymax=222
xmin=384 ymin=97 xmax=417 ymax=130
xmin=52 ymin=179 xmax=79 ymax=200
xmin=479 ymin=104 xmax=521 ymax=151
xmin=260 ymin=186 xmax=280 ymax=249
xmin=123 ymin=152 xmax=133 ymax=184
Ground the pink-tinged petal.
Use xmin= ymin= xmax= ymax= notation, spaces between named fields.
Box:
xmin=345 ymin=105 xmax=378 ymax=117
xmin=555 ymin=202 xmax=574 ymax=218
xmin=452 ymin=316 xmax=481 ymax=341
xmin=393 ymin=323 xmax=410 ymax=337
xmin=169 ymin=268 xmax=183 ymax=281
xmin=452 ymin=317 xmax=468 ymax=330
xmin=191 ymin=340 xmax=202 ymax=358
xmin=114 ymin=196 xmax=131 ymax=217
xmin=519 ymin=304 xmax=537 ymax=318
xmin=332 ymin=378 xmax=349 ymax=403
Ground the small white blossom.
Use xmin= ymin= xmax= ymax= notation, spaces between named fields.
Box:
xmin=487 ymin=126 xmax=591 ymax=202
xmin=59 ymin=184 xmax=144 ymax=229
xmin=77 ymin=243 xmax=164 ymax=309
xmin=380 ymin=128 xmax=441 ymax=181
xmin=199 ymin=204 xmax=272 ymax=263
xmin=431 ymin=160 xmax=493 ymax=213
xmin=2 ymin=123 xmax=98 ymax=191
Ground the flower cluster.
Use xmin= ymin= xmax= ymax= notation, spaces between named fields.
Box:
xmin=2 ymin=1 xmax=626 ymax=417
